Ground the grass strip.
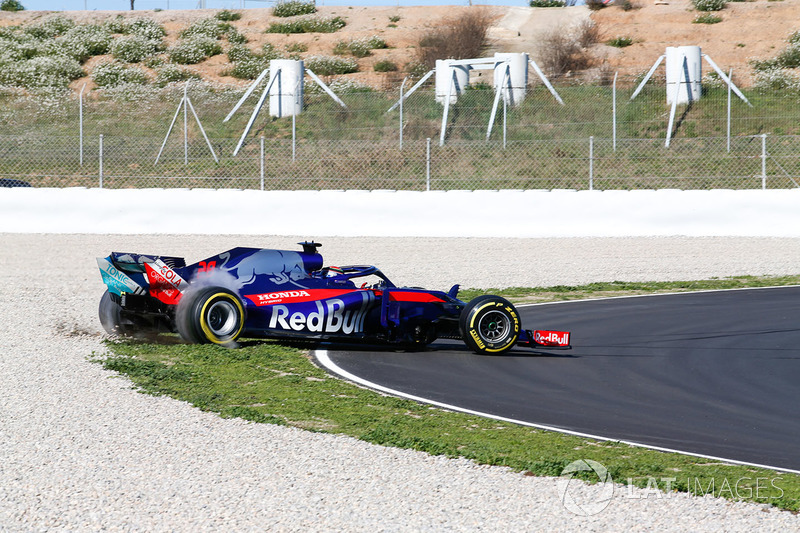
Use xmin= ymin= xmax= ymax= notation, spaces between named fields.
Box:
xmin=93 ymin=274 xmax=800 ymax=511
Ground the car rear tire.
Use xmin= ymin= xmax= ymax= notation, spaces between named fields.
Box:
xmin=459 ymin=295 xmax=520 ymax=355
xmin=99 ymin=290 xmax=137 ymax=336
xmin=176 ymin=287 xmax=245 ymax=345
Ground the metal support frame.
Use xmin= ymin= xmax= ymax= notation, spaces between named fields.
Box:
xmin=387 ymin=69 xmax=434 ymax=113
xmin=227 ymin=65 xmax=347 ymax=156
xmin=486 ymin=63 xmax=511 ymax=141
xmin=156 ymin=82 xmax=218 ymax=165
xmin=79 ymin=83 xmax=86 ymax=166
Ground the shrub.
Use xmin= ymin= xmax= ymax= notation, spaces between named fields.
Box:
xmin=60 ymin=24 xmax=113 ymax=61
xmin=215 ymin=9 xmax=242 ymax=22
xmin=373 ymin=60 xmax=397 ymax=72
xmin=168 ymin=37 xmax=223 ymax=64
xmin=92 ymin=61 xmax=148 ymax=87
xmin=539 ymin=24 xmax=593 ymax=76
xmin=417 ymin=9 xmax=492 ymax=68
xmin=104 ymin=15 xmax=128 ymax=34
xmin=607 ymin=36 xmax=633 ymax=47
xmin=1 ymin=0 xmax=24 ymax=11
xmin=285 ymin=42 xmax=308 ymax=53
xmin=272 ymin=0 xmax=316 ymax=18
xmin=529 ymin=0 xmax=565 ymax=6
xmin=155 ymin=64 xmax=201 ymax=87
xmin=304 ymin=55 xmax=358 ymax=75
xmin=24 ymin=15 xmax=75 ymax=39
xmin=789 ymin=30 xmax=800 ymax=45
xmin=181 ymin=17 xmax=232 ymax=40
xmin=693 ymin=13 xmax=722 ymax=23
xmin=126 ymin=17 xmax=166 ymax=41
xmin=0 ymin=55 xmax=83 ymax=89
xmin=753 ymin=66 xmax=799 ymax=91
xmin=586 ymin=0 xmax=606 ymax=10
xmin=111 ymin=35 xmax=160 ymax=63
xmin=776 ymin=42 xmax=800 ymax=68
xmin=226 ymin=56 xmax=270 ymax=79
xmin=266 ymin=15 xmax=346 ymax=34
xmin=335 ymin=35 xmax=388 ymax=58
xmin=692 ymin=0 xmax=726 ymax=11
xmin=388 ymin=15 xmax=401 ymax=23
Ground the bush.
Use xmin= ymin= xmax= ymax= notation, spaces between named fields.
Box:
xmin=126 ymin=17 xmax=166 ymax=41
xmin=272 ymin=0 xmax=317 ymax=18
xmin=692 ymin=0 xmax=726 ymax=11
xmin=180 ymin=17 xmax=232 ymax=40
xmin=693 ymin=13 xmax=722 ymax=23
xmin=373 ymin=60 xmax=397 ymax=72
xmin=60 ymin=24 xmax=113 ymax=61
xmin=285 ymin=42 xmax=308 ymax=53
xmin=539 ymin=24 xmax=593 ymax=76
xmin=606 ymin=36 xmax=633 ymax=47
xmin=110 ymin=35 xmax=160 ymax=63
xmin=529 ymin=0 xmax=565 ymax=6
xmin=24 ymin=15 xmax=75 ymax=39
xmin=0 ymin=55 xmax=83 ymax=89
xmin=266 ymin=15 xmax=345 ymax=34
xmin=226 ymin=56 xmax=270 ymax=79
xmin=776 ymin=42 xmax=800 ymax=68
xmin=753 ymin=66 xmax=800 ymax=92
xmin=1 ymin=0 xmax=24 ymax=11
xmin=337 ymin=35 xmax=388 ymax=57
xmin=104 ymin=15 xmax=128 ymax=34
xmin=586 ymin=0 xmax=606 ymax=10
xmin=417 ymin=9 xmax=492 ymax=68
xmin=304 ymin=55 xmax=358 ymax=75
xmin=215 ymin=9 xmax=242 ymax=22
xmin=155 ymin=64 xmax=201 ymax=87
xmin=91 ymin=61 xmax=148 ymax=87
xmin=168 ymin=37 xmax=223 ymax=64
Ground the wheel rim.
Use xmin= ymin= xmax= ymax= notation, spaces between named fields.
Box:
xmin=205 ymin=299 xmax=239 ymax=337
xmin=478 ymin=310 xmax=510 ymax=343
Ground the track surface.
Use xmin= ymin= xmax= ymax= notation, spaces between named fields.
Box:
xmin=321 ymin=287 xmax=800 ymax=471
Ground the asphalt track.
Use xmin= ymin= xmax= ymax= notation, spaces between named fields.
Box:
xmin=317 ymin=287 xmax=800 ymax=472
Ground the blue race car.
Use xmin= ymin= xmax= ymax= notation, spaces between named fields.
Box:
xmin=97 ymin=242 xmax=570 ymax=355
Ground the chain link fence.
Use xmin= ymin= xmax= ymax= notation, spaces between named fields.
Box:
xmin=2 ymin=76 xmax=800 ymax=190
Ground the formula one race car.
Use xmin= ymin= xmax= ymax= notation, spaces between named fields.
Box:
xmin=97 ymin=242 xmax=571 ymax=355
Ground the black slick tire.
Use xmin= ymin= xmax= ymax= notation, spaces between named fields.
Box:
xmin=459 ymin=295 xmax=520 ymax=355
xmin=176 ymin=287 xmax=245 ymax=345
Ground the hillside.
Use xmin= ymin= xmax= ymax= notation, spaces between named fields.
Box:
xmin=0 ymin=0 xmax=798 ymax=93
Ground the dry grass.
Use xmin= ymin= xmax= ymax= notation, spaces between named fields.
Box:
xmin=416 ymin=8 xmax=495 ymax=69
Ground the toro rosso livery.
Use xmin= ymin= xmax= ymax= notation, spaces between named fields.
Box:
xmin=97 ymin=242 xmax=571 ymax=355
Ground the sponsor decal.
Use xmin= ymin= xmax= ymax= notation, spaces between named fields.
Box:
xmin=267 ymin=291 xmax=375 ymax=334
xmin=97 ymin=257 xmax=145 ymax=297
xmin=534 ymin=330 xmax=571 ymax=347
xmin=145 ymin=259 xmax=187 ymax=305
xmin=245 ymin=289 xmax=353 ymax=306
xmin=388 ymin=291 xmax=445 ymax=303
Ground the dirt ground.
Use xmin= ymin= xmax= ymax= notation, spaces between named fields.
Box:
xmin=1 ymin=1 xmax=798 ymax=89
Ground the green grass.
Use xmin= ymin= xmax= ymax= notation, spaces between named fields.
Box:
xmin=94 ymin=274 xmax=800 ymax=511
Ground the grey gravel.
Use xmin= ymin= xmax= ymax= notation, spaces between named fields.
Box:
xmin=2 ymin=234 xmax=799 ymax=532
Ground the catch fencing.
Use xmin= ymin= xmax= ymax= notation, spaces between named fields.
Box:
xmin=2 ymin=79 xmax=800 ymax=190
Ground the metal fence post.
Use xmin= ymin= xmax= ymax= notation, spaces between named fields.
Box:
xmin=727 ymin=68 xmax=733 ymax=153
xmin=260 ymin=136 xmax=265 ymax=191
xmin=589 ymin=136 xmax=594 ymax=191
xmin=292 ymin=112 xmax=296 ymax=163
xmin=426 ymin=138 xmax=431 ymax=192
xmin=762 ymin=134 xmax=767 ymax=190
xmin=79 ymin=83 xmax=85 ymax=166
xmin=399 ymin=77 xmax=407 ymax=150
xmin=99 ymin=134 xmax=104 ymax=189
xmin=612 ymin=72 xmax=617 ymax=152
xmin=502 ymin=96 xmax=507 ymax=150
